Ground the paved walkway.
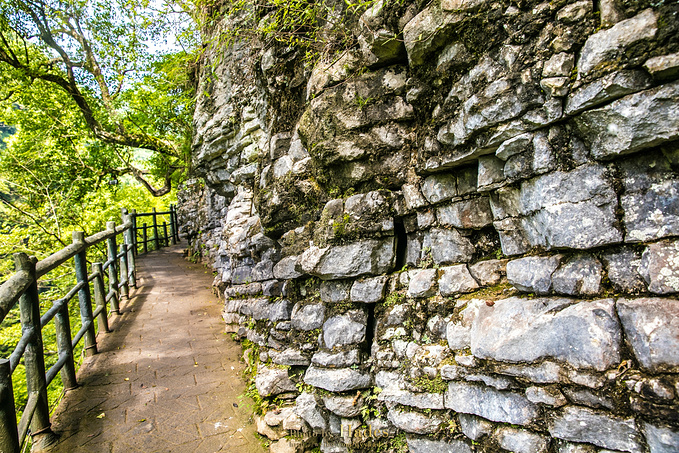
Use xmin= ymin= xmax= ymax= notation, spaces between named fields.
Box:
xmin=50 ymin=242 xmax=264 ymax=453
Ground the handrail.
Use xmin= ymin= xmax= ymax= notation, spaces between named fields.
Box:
xmin=0 ymin=206 xmax=180 ymax=452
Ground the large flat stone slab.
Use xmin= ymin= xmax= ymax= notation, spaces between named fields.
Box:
xmin=471 ymin=297 xmax=621 ymax=371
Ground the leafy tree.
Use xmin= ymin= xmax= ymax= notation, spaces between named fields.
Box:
xmin=0 ymin=0 xmax=197 ymax=196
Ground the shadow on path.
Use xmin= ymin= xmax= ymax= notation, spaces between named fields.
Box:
xmin=49 ymin=242 xmax=265 ymax=453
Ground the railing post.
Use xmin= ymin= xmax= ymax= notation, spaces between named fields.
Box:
xmin=122 ymin=209 xmax=136 ymax=288
xmin=54 ymin=300 xmax=78 ymax=391
xmin=106 ymin=221 xmax=120 ymax=314
xmin=92 ymin=262 xmax=110 ymax=334
xmin=119 ymin=244 xmax=129 ymax=299
xmin=152 ymin=208 xmax=159 ymax=251
xmin=15 ymin=253 xmax=57 ymax=450
xmin=162 ymin=222 xmax=169 ymax=247
xmin=73 ymin=232 xmax=97 ymax=356
xmin=130 ymin=209 xmax=138 ymax=256
xmin=142 ymin=224 xmax=148 ymax=254
xmin=0 ymin=358 xmax=20 ymax=453
xmin=170 ymin=205 xmax=177 ymax=245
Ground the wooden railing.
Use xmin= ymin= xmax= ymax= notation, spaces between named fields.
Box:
xmin=0 ymin=207 xmax=179 ymax=452
xmin=131 ymin=205 xmax=180 ymax=254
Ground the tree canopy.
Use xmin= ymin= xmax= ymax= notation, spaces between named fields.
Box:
xmin=0 ymin=0 xmax=198 ymax=196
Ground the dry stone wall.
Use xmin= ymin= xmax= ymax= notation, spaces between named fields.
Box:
xmin=178 ymin=0 xmax=679 ymax=451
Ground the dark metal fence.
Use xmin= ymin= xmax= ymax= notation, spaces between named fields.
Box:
xmin=0 ymin=207 xmax=179 ymax=452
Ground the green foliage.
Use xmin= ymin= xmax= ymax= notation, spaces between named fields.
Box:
xmin=412 ymin=374 xmax=447 ymax=394
xmin=383 ymin=291 xmax=405 ymax=307
xmin=0 ymin=0 xmax=198 ymax=196
xmin=199 ymin=0 xmax=381 ymax=64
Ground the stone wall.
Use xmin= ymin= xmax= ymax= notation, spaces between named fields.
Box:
xmin=178 ymin=0 xmax=679 ymax=451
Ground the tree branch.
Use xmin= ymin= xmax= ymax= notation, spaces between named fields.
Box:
xmin=0 ymin=194 xmax=67 ymax=247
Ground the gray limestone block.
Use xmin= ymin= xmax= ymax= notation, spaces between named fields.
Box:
xmin=645 ymin=52 xmax=679 ymax=81
xmin=439 ymin=264 xmax=479 ymax=296
xmin=496 ymin=133 xmax=533 ymax=161
xmin=641 ymin=422 xmax=679 ymax=453
xmin=377 ymin=387 xmax=445 ymax=409
xmin=291 ymin=303 xmax=325 ymax=331
xmin=350 ymin=276 xmax=387 ymax=303
xmin=506 ymin=255 xmax=562 ymax=295
xmin=323 ymin=310 xmax=367 ymax=349
xmin=478 ymin=155 xmax=506 ymax=191
xmin=445 ymin=381 xmax=538 ymax=425
xmin=387 ymin=407 xmax=444 ymax=434
xmin=640 ymin=240 xmax=679 ymax=294
xmin=303 ymin=366 xmax=371 ymax=392
xmin=525 ymin=386 xmax=567 ymax=407
xmin=493 ymin=218 xmax=532 ymax=256
xmin=551 ymin=255 xmax=602 ymax=296
xmin=413 ymin=344 xmax=449 ymax=367
xmin=471 ymin=297 xmax=622 ymax=371
xmin=458 ymin=413 xmax=494 ymax=441
xmin=225 ymin=282 xmax=262 ymax=298
xmin=320 ymin=280 xmax=352 ymax=303
xmin=406 ymin=438 xmax=472 ymax=453
xmin=441 ymin=364 xmax=465 ymax=381
xmin=417 ymin=210 xmax=437 ymax=229
xmin=311 ymin=349 xmax=361 ymax=368
xmin=494 ymin=361 xmax=564 ymax=385
xmin=344 ymin=190 xmax=391 ymax=222
xmin=403 ymin=1 xmax=466 ymax=66
xmin=437 ymin=197 xmax=493 ymax=229
xmin=532 ymin=131 xmax=556 ymax=174
xmin=269 ymin=299 xmax=293 ymax=322
xmin=543 ymin=53 xmax=575 ymax=78
xmin=548 ymin=406 xmax=643 ymax=453
xmin=448 ymin=298 xmax=484 ymax=351
xmin=530 ymin=200 xmax=622 ymax=250
xmin=469 ymin=259 xmax=508 ymax=286
xmin=322 ymin=394 xmax=363 ymax=418
xmin=407 ymin=268 xmax=438 ymax=298
xmin=256 ymin=366 xmax=297 ymax=397
xmin=239 ymin=297 xmax=271 ymax=321
xmin=622 ymin=180 xmax=679 ymax=244
xmin=504 ymin=151 xmax=534 ymax=181
xmin=271 ymin=349 xmax=310 ymax=366
xmin=556 ymin=1 xmax=592 ymax=23
xmin=428 ymin=228 xmax=475 ymax=265
xmin=496 ymin=427 xmax=550 ymax=453
xmin=297 ymin=238 xmax=395 ymax=280
xmin=562 ymin=387 xmax=614 ymax=411
xmin=463 ymin=372 xmax=514 ymax=390
xmin=602 ymin=249 xmax=646 ymax=293
xmin=273 ymin=255 xmax=302 ymax=280
xmin=577 ymin=8 xmax=657 ymax=77
xmin=402 ymin=183 xmax=429 ymax=211
xmin=617 ymin=298 xmax=679 ymax=372
xmin=564 ymin=70 xmax=651 ymax=115
xmin=251 ymin=260 xmax=274 ymax=282
xmin=295 ymin=392 xmax=327 ymax=431
xmin=576 ymin=81 xmax=679 ymax=160
xmin=262 ymin=280 xmax=283 ymax=297
xmin=489 ymin=186 xmax=522 ymax=220
xmin=426 ymin=314 xmax=449 ymax=341
xmin=421 ymin=173 xmax=457 ymax=204
xmin=518 ymin=164 xmax=622 ymax=250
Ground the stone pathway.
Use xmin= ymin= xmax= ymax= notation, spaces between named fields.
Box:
xmin=49 ymin=242 xmax=265 ymax=453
